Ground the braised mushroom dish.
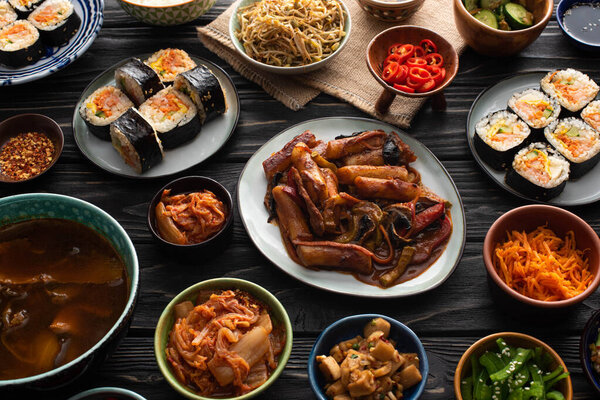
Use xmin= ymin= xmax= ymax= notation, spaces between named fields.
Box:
xmin=262 ymin=129 xmax=452 ymax=288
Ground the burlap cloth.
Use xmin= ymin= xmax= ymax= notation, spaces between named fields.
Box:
xmin=198 ymin=0 xmax=466 ymax=128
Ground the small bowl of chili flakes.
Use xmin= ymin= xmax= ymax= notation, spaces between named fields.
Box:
xmin=0 ymin=114 xmax=64 ymax=183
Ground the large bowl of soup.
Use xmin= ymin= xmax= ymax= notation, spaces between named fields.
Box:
xmin=0 ymin=193 xmax=139 ymax=390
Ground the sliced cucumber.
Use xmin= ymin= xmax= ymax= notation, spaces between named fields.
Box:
xmin=463 ymin=0 xmax=479 ymax=12
xmin=542 ymin=108 xmax=553 ymax=118
xmin=474 ymin=9 xmax=499 ymax=29
xmin=504 ymin=2 xmax=534 ymax=29
xmin=566 ymin=126 xmax=580 ymax=137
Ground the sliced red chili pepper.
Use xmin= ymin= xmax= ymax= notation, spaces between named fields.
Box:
xmin=384 ymin=53 xmax=403 ymax=67
xmin=406 ymin=75 xmax=423 ymax=89
xmin=408 ymin=67 xmax=431 ymax=85
xmin=388 ymin=43 xmax=403 ymax=55
xmin=381 ymin=62 xmax=399 ymax=83
xmin=394 ymin=65 xmax=409 ymax=84
xmin=405 ymin=57 xmax=427 ymax=68
xmin=417 ymin=78 xmax=437 ymax=93
xmin=425 ymin=52 xmax=444 ymax=67
xmin=413 ymin=46 xmax=425 ymax=58
xmin=397 ymin=44 xmax=415 ymax=57
xmin=419 ymin=39 xmax=438 ymax=54
xmin=393 ymin=84 xmax=415 ymax=93
xmin=410 ymin=203 xmax=445 ymax=236
xmin=428 ymin=66 xmax=446 ymax=86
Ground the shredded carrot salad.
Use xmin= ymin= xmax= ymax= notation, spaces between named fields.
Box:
xmin=493 ymin=226 xmax=593 ymax=301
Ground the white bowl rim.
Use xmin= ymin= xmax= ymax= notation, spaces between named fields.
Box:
xmin=118 ymin=0 xmax=196 ymax=8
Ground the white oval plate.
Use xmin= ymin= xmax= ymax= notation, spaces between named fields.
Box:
xmin=72 ymin=54 xmax=240 ymax=179
xmin=238 ymin=117 xmax=466 ymax=298
xmin=0 ymin=0 xmax=103 ymax=86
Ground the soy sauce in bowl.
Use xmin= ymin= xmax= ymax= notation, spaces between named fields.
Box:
xmin=563 ymin=2 xmax=600 ymax=46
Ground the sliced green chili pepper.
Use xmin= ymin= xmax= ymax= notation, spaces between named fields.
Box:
xmin=474 ymin=369 xmax=492 ymax=400
xmin=509 ymin=367 xmax=530 ymax=389
xmin=490 ymin=348 xmax=531 ymax=382
xmin=543 ymin=366 xmax=564 ymax=383
xmin=546 ymin=390 xmax=566 ymax=400
xmin=507 ymin=387 xmax=524 ymax=400
xmin=527 ymin=363 xmax=545 ymax=399
xmin=480 ymin=351 xmax=505 ymax=375
xmin=544 ymin=372 xmax=570 ymax=391
xmin=461 ymin=376 xmax=474 ymax=400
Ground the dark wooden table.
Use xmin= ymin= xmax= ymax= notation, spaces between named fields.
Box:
xmin=1 ymin=1 xmax=599 ymax=398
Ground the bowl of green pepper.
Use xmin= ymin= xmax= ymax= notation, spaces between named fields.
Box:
xmin=454 ymin=332 xmax=572 ymax=400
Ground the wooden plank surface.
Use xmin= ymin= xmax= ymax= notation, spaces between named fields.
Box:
xmin=1 ymin=0 xmax=599 ymax=398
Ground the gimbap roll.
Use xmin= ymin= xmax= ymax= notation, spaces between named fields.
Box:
xmin=544 ymin=118 xmax=600 ymax=179
xmin=8 ymin=0 xmax=43 ymax=18
xmin=0 ymin=1 xmax=17 ymax=29
xmin=79 ymin=86 xmax=134 ymax=141
xmin=115 ymin=58 xmax=164 ymax=107
xmin=0 ymin=20 xmax=43 ymax=67
xmin=28 ymin=0 xmax=80 ymax=47
xmin=508 ymin=89 xmax=560 ymax=129
xmin=541 ymin=69 xmax=599 ymax=112
xmin=173 ymin=65 xmax=227 ymax=124
xmin=110 ymin=108 xmax=163 ymax=174
xmin=139 ymin=86 xmax=201 ymax=149
xmin=506 ymin=143 xmax=570 ymax=200
xmin=581 ymin=100 xmax=600 ymax=132
xmin=144 ymin=48 xmax=196 ymax=85
xmin=474 ymin=110 xmax=531 ymax=170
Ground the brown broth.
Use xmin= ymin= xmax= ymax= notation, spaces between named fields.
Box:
xmin=0 ymin=218 xmax=129 ymax=380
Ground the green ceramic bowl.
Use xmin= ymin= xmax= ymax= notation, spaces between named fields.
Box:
xmin=117 ymin=0 xmax=215 ymax=26
xmin=0 ymin=193 xmax=139 ymax=390
xmin=154 ymin=278 xmax=293 ymax=400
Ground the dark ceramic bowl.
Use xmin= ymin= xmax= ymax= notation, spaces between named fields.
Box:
xmin=483 ymin=205 xmax=600 ymax=309
xmin=580 ymin=309 xmax=600 ymax=394
xmin=147 ymin=176 xmax=234 ymax=256
xmin=454 ymin=332 xmax=573 ymax=400
xmin=67 ymin=387 xmax=147 ymax=400
xmin=0 ymin=193 xmax=139 ymax=390
xmin=308 ymin=314 xmax=429 ymax=400
xmin=0 ymin=113 xmax=64 ymax=183
xmin=557 ymin=0 xmax=600 ymax=52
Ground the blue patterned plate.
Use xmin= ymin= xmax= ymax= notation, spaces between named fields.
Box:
xmin=0 ymin=0 xmax=104 ymax=86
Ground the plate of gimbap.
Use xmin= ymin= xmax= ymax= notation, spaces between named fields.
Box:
xmin=467 ymin=70 xmax=600 ymax=206
xmin=72 ymin=49 xmax=240 ymax=178
xmin=0 ymin=0 xmax=102 ymax=86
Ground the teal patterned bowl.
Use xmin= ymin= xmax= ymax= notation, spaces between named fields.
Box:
xmin=0 ymin=193 xmax=139 ymax=390
xmin=117 ymin=0 xmax=216 ymax=26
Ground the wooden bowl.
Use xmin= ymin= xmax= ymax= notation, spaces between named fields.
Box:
xmin=483 ymin=205 xmax=600 ymax=308
xmin=355 ymin=0 xmax=425 ymax=22
xmin=454 ymin=332 xmax=573 ymax=400
xmin=453 ymin=0 xmax=553 ymax=57
xmin=366 ymin=25 xmax=459 ymax=114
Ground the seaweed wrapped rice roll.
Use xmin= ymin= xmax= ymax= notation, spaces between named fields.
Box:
xmin=8 ymin=0 xmax=43 ymax=18
xmin=27 ymin=0 xmax=80 ymax=46
xmin=139 ymin=86 xmax=201 ymax=149
xmin=581 ymin=100 xmax=600 ymax=132
xmin=544 ymin=118 xmax=600 ymax=178
xmin=474 ymin=110 xmax=531 ymax=169
xmin=110 ymin=108 xmax=163 ymax=174
xmin=506 ymin=143 xmax=570 ymax=200
xmin=541 ymin=69 xmax=599 ymax=112
xmin=115 ymin=58 xmax=164 ymax=107
xmin=144 ymin=48 xmax=196 ymax=85
xmin=174 ymin=65 xmax=227 ymax=124
xmin=0 ymin=1 xmax=17 ymax=29
xmin=0 ymin=20 xmax=43 ymax=67
xmin=508 ymin=89 xmax=560 ymax=129
xmin=79 ymin=86 xmax=134 ymax=141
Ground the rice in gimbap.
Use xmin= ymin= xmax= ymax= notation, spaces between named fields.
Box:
xmin=110 ymin=108 xmax=163 ymax=174
xmin=507 ymin=143 xmax=570 ymax=200
xmin=28 ymin=0 xmax=80 ymax=46
xmin=173 ymin=65 xmax=227 ymax=124
xmin=139 ymin=86 xmax=201 ymax=149
xmin=541 ymin=69 xmax=599 ymax=112
xmin=79 ymin=86 xmax=134 ymax=141
xmin=0 ymin=1 xmax=17 ymax=29
xmin=144 ymin=48 xmax=196 ymax=85
xmin=474 ymin=110 xmax=531 ymax=169
xmin=115 ymin=58 xmax=164 ymax=107
xmin=508 ymin=89 xmax=560 ymax=129
xmin=8 ymin=0 xmax=43 ymax=18
xmin=581 ymin=100 xmax=600 ymax=132
xmin=544 ymin=118 xmax=600 ymax=178
xmin=0 ymin=20 xmax=43 ymax=67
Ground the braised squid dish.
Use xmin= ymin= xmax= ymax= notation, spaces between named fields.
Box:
xmin=263 ymin=130 xmax=452 ymax=288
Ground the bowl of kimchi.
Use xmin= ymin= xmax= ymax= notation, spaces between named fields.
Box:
xmin=154 ymin=278 xmax=293 ymax=400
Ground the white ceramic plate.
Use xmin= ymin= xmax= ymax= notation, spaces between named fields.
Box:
xmin=0 ymin=0 xmax=103 ymax=86
xmin=238 ymin=117 xmax=466 ymax=298
xmin=72 ymin=54 xmax=240 ymax=179
xmin=467 ymin=71 xmax=600 ymax=206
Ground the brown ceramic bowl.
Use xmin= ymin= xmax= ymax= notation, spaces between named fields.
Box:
xmin=366 ymin=25 xmax=459 ymax=114
xmin=355 ymin=0 xmax=425 ymax=22
xmin=483 ymin=205 xmax=600 ymax=308
xmin=454 ymin=332 xmax=573 ymax=400
xmin=453 ymin=0 xmax=553 ymax=57
xmin=0 ymin=113 xmax=64 ymax=183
